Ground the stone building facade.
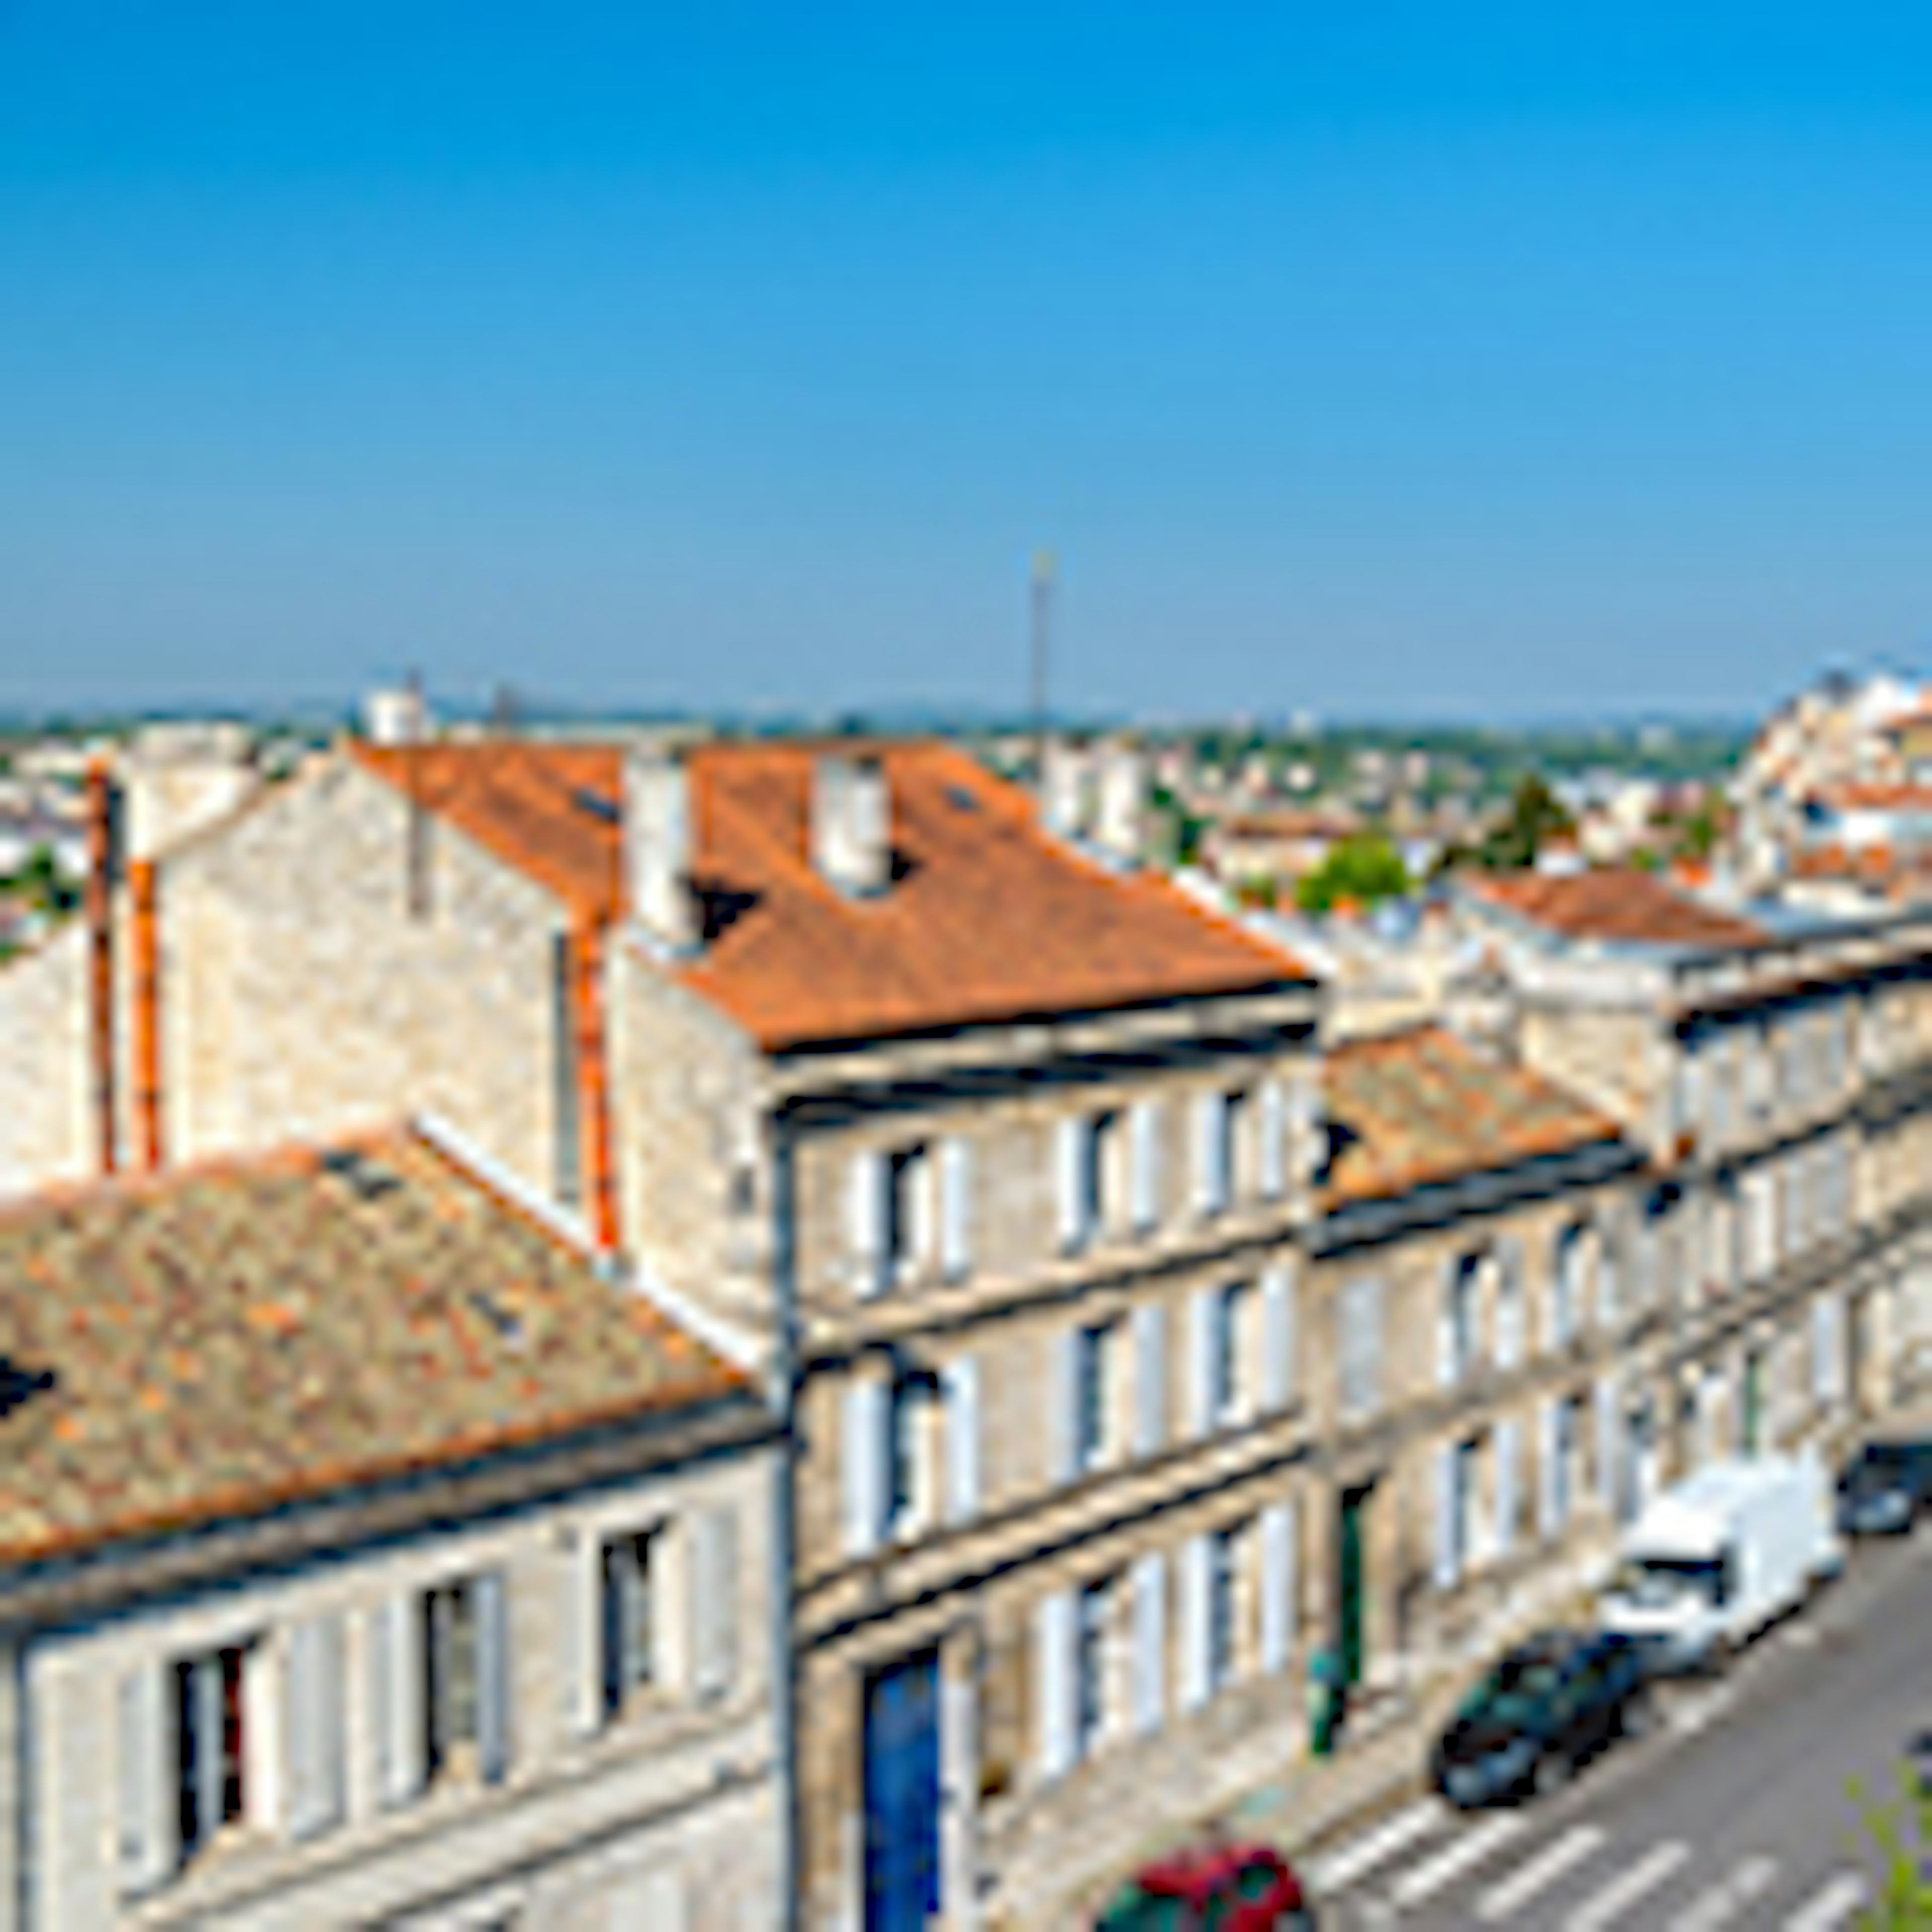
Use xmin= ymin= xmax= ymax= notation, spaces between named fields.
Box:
xmin=0 ymin=1126 xmax=781 ymax=1932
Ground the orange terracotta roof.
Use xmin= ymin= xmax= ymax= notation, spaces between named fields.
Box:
xmin=1466 ymin=868 xmax=1767 ymax=951
xmin=355 ymin=738 xmax=1311 ymax=1050
xmin=1814 ymin=782 xmax=1932 ymax=811
xmin=0 ymin=1128 xmax=753 ymax=1566
xmin=1322 ymin=1026 xmax=1625 ymax=1206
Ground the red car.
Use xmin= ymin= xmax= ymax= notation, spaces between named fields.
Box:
xmin=1094 ymin=1841 xmax=1316 ymax=1930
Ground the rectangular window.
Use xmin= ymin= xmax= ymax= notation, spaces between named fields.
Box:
xmin=1454 ymin=1436 xmax=1482 ymax=1574
xmin=887 ymin=1145 xmax=931 ymax=1285
xmin=888 ymin=1374 xmax=940 ymax=1539
xmin=1206 ymin=1527 xmax=1240 ymax=1692
xmin=1210 ymin=1281 xmax=1255 ymax=1425
xmin=1075 ymin=1321 xmax=1121 ymax=1471
xmin=600 ymin=1530 xmax=659 ymax=1718
xmin=424 ymin=1581 xmax=481 ymax=1782
xmin=175 ymin=1647 xmax=247 ymax=1860
xmin=1221 ymin=1089 xmax=1248 ymax=1206
xmin=1076 ymin=1576 xmax=1117 ymax=1758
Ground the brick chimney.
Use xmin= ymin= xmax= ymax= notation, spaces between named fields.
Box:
xmin=624 ymin=750 xmax=697 ymax=952
xmin=812 ymin=754 xmax=891 ymax=897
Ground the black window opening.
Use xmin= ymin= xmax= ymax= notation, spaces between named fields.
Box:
xmin=175 ymin=1647 xmax=247 ymax=1859
xmin=600 ymin=1531 xmax=658 ymax=1719
xmin=424 ymin=1580 xmax=481 ymax=1779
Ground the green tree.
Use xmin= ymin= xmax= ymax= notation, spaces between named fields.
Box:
xmin=1851 ymin=1766 xmax=1932 ymax=1927
xmin=1479 ymin=773 xmax=1575 ymax=871
xmin=1295 ymin=834 xmax=1411 ymax=915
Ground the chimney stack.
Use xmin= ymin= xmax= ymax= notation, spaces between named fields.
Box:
xmin=84 ymin=759 xmax=119 ymax=1177
xmin=812 ymin=754 xmax=891 ymax=897
xmin=625 ymin=750 xmax=697 ymax=952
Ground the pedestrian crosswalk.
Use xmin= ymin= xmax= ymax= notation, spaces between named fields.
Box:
xmin=1310 ymin=1798 xmax=1872 ymax=1928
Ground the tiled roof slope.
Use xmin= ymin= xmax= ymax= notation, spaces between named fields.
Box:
xmin=355 ymin=739 xmax=1309 ymax=1050
xmin=1466 ymin=868 xmax=1767 ymax=951
xmin=1323 ymin=1026 xmax=1625 ymax=1205
xmin=0 ymin=1130 xmax=750 ymax=1565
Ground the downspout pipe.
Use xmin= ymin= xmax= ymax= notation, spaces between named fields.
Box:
xmin=83 ymin=760 xmax=117 ymax=1177
xmin=771 ymin=1111 xmax=801 ymax=1932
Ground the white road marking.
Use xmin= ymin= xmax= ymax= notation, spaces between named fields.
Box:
xmin=1388 ymin=1812 xmax=1527 ymax=1907
xmin=1562 ymin=1839 xmax=1692 ymax=1932
xmin=1667 ymin=1685 xmax=1738 ymax=1735
xmin=1668 ymin=1853 xmax=1780 ymax=1931
xmin=1782 ymin=1621 xmax=1821 ymax=1649
xmin=1307 ymin=1799 xmax=1446 ymax=1893
xmin=1783 ymin=1870 xmax=1871 ymax=1932
xmin=1475 ymin=1824 xmax=1608 ymax=1921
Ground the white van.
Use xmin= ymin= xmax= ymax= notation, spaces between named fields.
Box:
xmin=1597 ymin=1452 xmax=1841 ymax=1673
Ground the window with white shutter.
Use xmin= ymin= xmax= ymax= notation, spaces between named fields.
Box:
xmin=473 ymin=1568 xmax=510 ymax=1785
xmin=1536 ymin=1399 xmax=1563 ymax=1541
xmin=1259 ymin=1501 xmax=1296 ymax=1674
xmin=371 ymin=1591 xmax=424 ymax=1810
xmin=1493 ymin=1418 xmax=1520 ymax=1558
xmin=118 ymin=1660 xmax=172 ymax=1894
xmin=1432 ymin=1443 xmax=1460 ymax=1591
xmin=1187 ymin=1286 xmax=1217 ymax=1438
xmin=1494 ymin=1241 xmax=1525 ymax=1370
xmin=1259 ymin=1077 xmax=1286 ymax=1200
xmin=939 ymin=1136 xmax=972 ymax=1281
xmin=1130 ymin=1099 xmax=1162 ymax=1233
xmin=1594 ymin=1378 xmax=1620 ymax=1514
xmin=849 ymin=1149 xmax=888 ymax=1299
xmin=843 ymin=1378 xmax=888 ymax=1557
xmin=1132 ymin=1301 xmax=1168 ymax=1457
xmin=944 ymin=1355 xmax=982 ymax=1522
xmin=1193 ymin=1092 xmax=1229 ymax=1218
xmin=1131 ymin=1551 xmax=1167 ymax=1735
xmin=286 ymin=1613 xmax=346 ymax=1840
xmin=1036 ymin=1591 xmax=1078 ymax=1781
xmin=690 ymin=1505 xmax=739 ymax=1702
xmin=1057 ymin=1116 xmax=1088 ymax=1253
xmin=1338 ymin=1276 xmax=1383 ymax=1421
xmin=1260 ymin=1262 xmax=1296 ymax=1412
xmin=1177 ymin=1535 xmax=1213 ymax=1712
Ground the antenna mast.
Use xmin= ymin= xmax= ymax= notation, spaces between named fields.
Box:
xmin=1030 ymin=549 xmax=1056 ymax=790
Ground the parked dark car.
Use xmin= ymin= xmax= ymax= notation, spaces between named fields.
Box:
xmin=1094 ymin=1842 xmax=1315 ymax=1930
xmin=1836 ymin=1439 xmax=1932 ymax=1537
xmin=1431 ymin=1630 xmax=1653 ymax=1809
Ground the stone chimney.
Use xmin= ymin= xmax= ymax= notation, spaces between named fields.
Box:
xmin=362 ymin=685 xmax=431 ymax=747
xmin=624 ymin=751 xmax=697 ymax=952
xmin=120 ymin=722 xmax=258 ymax=861
xmin=1094 ymin=740 xmax=1146 ymax=866
xmin=812 ymin=754 xmax=891 ymax=897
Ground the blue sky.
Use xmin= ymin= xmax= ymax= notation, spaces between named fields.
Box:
xmin=7 ymin=4 xmax=1932 ymax=721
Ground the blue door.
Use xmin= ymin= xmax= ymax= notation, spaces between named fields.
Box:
xmin=862 ymin=1649 xmax=943 ymax=1932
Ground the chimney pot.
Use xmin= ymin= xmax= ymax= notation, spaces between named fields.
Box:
xmin=813 ymin=754 xmax=891 ymax=897
xmin=625 ymin=752 xmax=697 ymax=951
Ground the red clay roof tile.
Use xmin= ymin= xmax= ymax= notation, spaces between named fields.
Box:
xmin=1466 ymin=868 xmax=1766 ymax=951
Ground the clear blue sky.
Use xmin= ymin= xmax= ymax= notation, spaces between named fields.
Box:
xmin=7 ymin=3 xmax=1932 ymax=722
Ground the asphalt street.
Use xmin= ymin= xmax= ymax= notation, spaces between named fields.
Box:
xmin=1307 ymin=1523 xmax=1932 ymax=1929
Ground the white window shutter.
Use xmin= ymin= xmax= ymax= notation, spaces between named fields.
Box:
xmin=1178 ymin=1534 xmax=1213 ymax=1712
xmin=1057 ymin=1116 xmax=1086 ymax=1251
xmin=1594 ymin=1378 xmax=1619 ymax=1513
xmin=373 ymin=1592 xmax=423 ymax=1808
xmin=1436 ymin=1260 xmax=1462 ymax=1388
xmin=1036 ymin=1590 xmax=1078 ymax=1780
xmin=843 ymin=1379 xmax=887 ymax=1557
xmin=1186 ymin=1287 xmax=1216 ymax=1439
xmin=1259 ymin=1501 xmax=1296 ymax=1675
xmin=1193 ymin=1093 xmax=1222 ymax=1216
xmin=118 ymin=1659 xmax=172 ymax=1892
xmin=1494 ymin=1419 xmax=1520 ymax=1558
xmin=1260 ymin=1262 xmax=1296 ymax=1412
xmin=1495 ymin=1241 xmax=1525 ymax=1369
xmin=1537 ymin=1400 xmax=1563 ymax=1541
xmin=287 ymin=1613 xmax=346 ymax=1839
xmin=850 ymin=1149 xmax=887 ymax=1298
xmin=1050 ymin=1327 xmax=1081 ymax=1485
xmin=1259 ymin=1077 xmax=1286 ymax=1200
xmin=1130 ymin=1099 xmax=1161 ymax=1233
xmin=1132 ymin=1301 xmax=1168 ymax=1457
xmin=561 ymin=1528 xmax=601 ymax=1739
xmin=475 ymin=1567 xmax=511 ymax=1785
xmin=944 ymin=1355 xmax=981 ymax=1523
xmin=1813 ymin=1295 xmax=1842 ymax=1404
xmin=1131 ymin=1552 xmax=1167 ymax=1735
xmin=691 ymin=1505 xmax=739 ymax=1701
xmin=939 ymin=1137 xmax=972 ymax=1281
xmin=1433 ymin=1443 xmax=1460 ymax=1591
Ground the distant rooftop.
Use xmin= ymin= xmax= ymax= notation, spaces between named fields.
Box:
xmin=1463 ymin=867 xmax=1768 ymax=954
